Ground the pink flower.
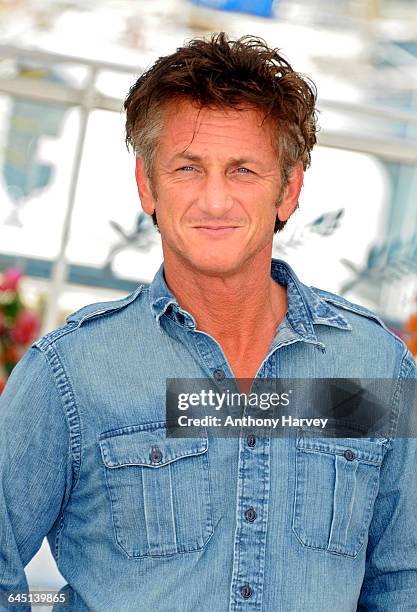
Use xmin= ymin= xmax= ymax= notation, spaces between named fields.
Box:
xmin=10 ymin=310 xmax=41 ymax=345
xmin=0 ymin=268 xmax=23 ymax=292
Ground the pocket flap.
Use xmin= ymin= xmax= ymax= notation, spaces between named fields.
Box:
xmin=297 ymin=430 xmax=386 ymax=465
xmin=99 ymin=422 xmax=208 ymax=468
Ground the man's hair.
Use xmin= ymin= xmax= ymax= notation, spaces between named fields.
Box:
xmin=124 ymin=32 xmax=318 ymax=233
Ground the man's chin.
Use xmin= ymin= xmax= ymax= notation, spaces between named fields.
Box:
xmin=163 ymin=240 xmax=253 ymax=277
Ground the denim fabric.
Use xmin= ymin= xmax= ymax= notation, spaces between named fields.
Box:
xmin=1 ymin=258 xmax=416 ymax=612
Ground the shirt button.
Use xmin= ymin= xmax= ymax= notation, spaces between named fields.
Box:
xmin=344 ymin=449 xmax=355 ymax=461
xmin=247 ymin=433 xmax=256 ymax=448
xmin=150 ymin=447 xmax=163 ymax=463
xmin=213 ymin=368 xmax=225 ymax=381
xmin=240 ymin=584 xmax=253 ymax=599
xmin=244 ymin=507 xmax=257 ymax=522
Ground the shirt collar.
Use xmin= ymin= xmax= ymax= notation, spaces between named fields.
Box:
xmin=149 ymin=258 xmax=351 ymax=342
xmin=149 ymin=263 xmax=196 ymax=329
xmin=270 ymin=259 xmax=351 ymax=338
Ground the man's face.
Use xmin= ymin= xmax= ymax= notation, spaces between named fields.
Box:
xmin=136 ymin=100 xmax=302 ymax=276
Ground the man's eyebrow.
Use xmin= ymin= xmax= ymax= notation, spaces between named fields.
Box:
xmin=170 ymin=152 xmax=260 ymax=165
xmin=171 ymin=152 xmax=202 ymax=162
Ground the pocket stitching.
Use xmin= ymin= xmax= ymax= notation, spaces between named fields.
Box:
xmin=100 ymin=427 xmax=214 ymax=559
xmin=296 ymin=446 xmax=382 ymax=466
xmin=292 ymin=441 xmax=381 ymax=558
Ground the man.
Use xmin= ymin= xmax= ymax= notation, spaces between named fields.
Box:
xmin=1 ymin=33 xmax=416 ymax=612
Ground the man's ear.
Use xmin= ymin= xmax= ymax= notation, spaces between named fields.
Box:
xmin=135 ymin=157 xmax=156 ymax=215
xmin=277 ymin=162 xmax=304 ymax=222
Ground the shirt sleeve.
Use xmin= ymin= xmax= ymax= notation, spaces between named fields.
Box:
xmin=0 ymin=346 xmax=72 ymax=612
xmin=357 ymin=349 xmax=417 ymax=611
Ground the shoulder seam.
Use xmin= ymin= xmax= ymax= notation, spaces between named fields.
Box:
xmin=34 ymin=342 xmax=82 ymax=490
xmin=389 ymin=347 xmax=417 ymax=438
xmin=311 ymin=287 xmax=374 ymax=314
xmin=311 ymin=287 xmax=404 ymax=347
xmin=398 ymin=346 xmax=417 ymax=379
xmin=33 ymin=321 xmax=79 ymax=349
xmin=67 ymin=284 xmax=145 ymax=327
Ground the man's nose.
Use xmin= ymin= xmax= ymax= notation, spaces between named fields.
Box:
xmin=197 ymin=173 xmax=234 ymax=216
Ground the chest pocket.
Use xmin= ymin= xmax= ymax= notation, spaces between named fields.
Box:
xmin=292 ymin=429 xmax=387 ymax=558
xmin=99 ymin=422 xmax=213 ymax=559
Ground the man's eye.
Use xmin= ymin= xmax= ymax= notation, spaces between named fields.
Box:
xmin=177 ymin=166 xmax=195 ymax=172
xmin=236 ymin=167 xmax=251 ymax=174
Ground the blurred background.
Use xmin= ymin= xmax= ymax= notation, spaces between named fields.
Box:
xmin=1 ymin=0 xmax=417 ymax=600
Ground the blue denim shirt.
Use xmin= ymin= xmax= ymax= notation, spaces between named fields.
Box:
xmin=1 ymin=258 xmax=416 ymax=612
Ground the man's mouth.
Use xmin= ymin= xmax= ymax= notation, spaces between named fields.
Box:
xmin=193 ymin=226 xmax=240 ymax=237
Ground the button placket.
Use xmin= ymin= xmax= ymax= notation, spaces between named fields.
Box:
xmin=186 ymin=331 xmax=274 ymax=610
xmin=229 ymin=427 xmax=271 ymax=610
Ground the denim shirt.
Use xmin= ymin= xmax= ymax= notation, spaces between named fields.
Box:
xmin=1 ymin=258 xmax=416 ymax=612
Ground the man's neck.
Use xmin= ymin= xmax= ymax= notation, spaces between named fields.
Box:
xmin=162 ymin=252 xmax=288 ymax=375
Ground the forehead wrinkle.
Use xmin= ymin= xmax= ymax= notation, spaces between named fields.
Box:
xmin=171 ymin=125 xmax=272 ymax=155
xmin=175 ymin=134 xmax=249 ymax=152
xmin=173 ymin=120 xmax=264 ymax=140
xmin=162 ymin=102 xmax=277 ymax=162
xmin=169 ymin=106 xmax=265 ymax=145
